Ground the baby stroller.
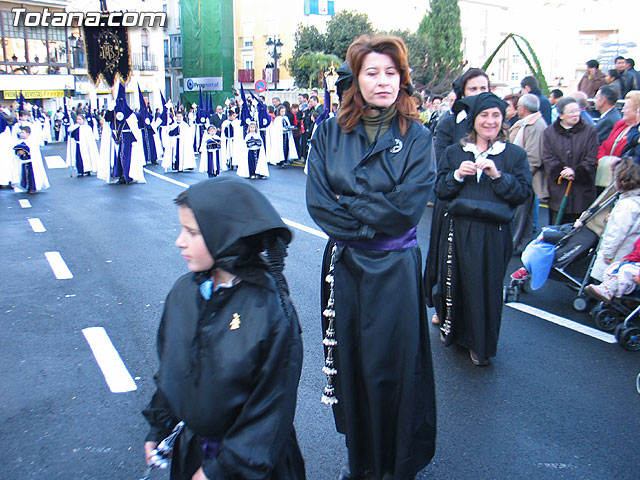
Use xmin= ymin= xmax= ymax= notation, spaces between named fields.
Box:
xmin=504 ymin=185 xmax=620 ymax=311
xmin=590 ymin=291 xmax=640 ymax=351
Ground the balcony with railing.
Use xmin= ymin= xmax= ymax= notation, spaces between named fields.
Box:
xmin=132 ymin=53 xmax=159 ymax=71
xmin=164 ymin=55 xmax=182 ymax=69
xmin=262 ymin=68 xmax=280 ymax=83
xmin=238 ymin=69 xmax=254 ymax=83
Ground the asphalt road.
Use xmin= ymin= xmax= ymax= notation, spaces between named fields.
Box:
xmin=1 ymin=142 xmax=639 ymax=480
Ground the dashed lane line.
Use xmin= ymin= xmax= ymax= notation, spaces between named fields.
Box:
xmin=507 ymin=302 xmax=616 ymax=344
xmin=44 ymin=251 xmax=73 ymax=279
xmin=82 ymin=327 xmax=137 ymax=393
xmin=28 ymin=218 xmax=46 ymax=232
xmin=17 ymin=172 xmax=133 ymax=394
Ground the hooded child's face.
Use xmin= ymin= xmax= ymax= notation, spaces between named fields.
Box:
xmin=175 ymin=206 xmax=214 ymax=272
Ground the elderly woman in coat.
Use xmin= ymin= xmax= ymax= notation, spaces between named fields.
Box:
xmin=542 ymin=96 xmax=599 ymax=225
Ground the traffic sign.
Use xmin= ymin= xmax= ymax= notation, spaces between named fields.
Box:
xmin=254 ymin=80 xmax=267 ymax=93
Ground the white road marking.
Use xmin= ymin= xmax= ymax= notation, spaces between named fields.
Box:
xmin=28 ymin=218 xmax=46 ymax=232
xmin=145 ymin=169 xmax=330 ymax=239
xmin=82 ymin=327 xmax=137 ymax=393
xmin=44 ymin=251 xmax=73 ymax=279
xmin=143 ymin=168 xmax=190 ymax=188
xmin=507 ymin=302 xmax=616 ymax=343
xmin=282 ymin=218 xmax=328 ymax=239
xmin=19 ymin=199 xmax=31 ymax=208
xmin=44 ymin=155 xmax=67 ymax=169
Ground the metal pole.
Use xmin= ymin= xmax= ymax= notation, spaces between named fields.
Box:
xmin=274 ymin=45 xmax=278 ymax=91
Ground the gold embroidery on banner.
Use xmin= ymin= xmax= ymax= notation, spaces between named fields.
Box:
xmin=97 ymin=30 xmax=124 ymax=76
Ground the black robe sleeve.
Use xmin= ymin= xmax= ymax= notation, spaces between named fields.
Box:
xmin=306 ymin=122 xmax=376 ymax=240
xmin=142 ymin=386 xmax=180 ymax=443
xmin=142 ymin=305 xmax=180 ymax=442
xmin=168 ymin=125 xmax=180 ymax=137
xmin=436 ymin=143 xmax=532 ymax=208
xmin=434 ymin=112 xmax=455 ymax=163
xmin=70 ymin=126 xmax=80 ymax=141
xmin=487 ymin=146 xmax=532 ymax=206
xmin=435 ymin=144 xmax=467 ymax=200
xmin=334 ymin=128 xmax=436 ymax=235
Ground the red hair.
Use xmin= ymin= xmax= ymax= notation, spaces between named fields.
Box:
xmin=337 ymin=35 xmax=418 ymax=136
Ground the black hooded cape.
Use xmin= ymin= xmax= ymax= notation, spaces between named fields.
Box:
xmin=143 ymin=178 xmax=305 ymax=479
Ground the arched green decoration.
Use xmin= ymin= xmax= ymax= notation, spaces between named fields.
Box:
xmin=482 ymin=33 xmax=549 ymax=96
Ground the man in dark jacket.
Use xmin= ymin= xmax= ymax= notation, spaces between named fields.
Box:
xmin=627 ymin=124 xmax=640 ymax=165
xmin=521 ymin=76 xmax=552 ymax=125
xmin=625 ymin=58 xmax=640 ymax=90
xmin=210 ymin=105 xmax=227 ymax=129
xmin=594 ymin=85 xmax=622 ymax=144
xmin=615 ymin=56 xmax=635 ymax=97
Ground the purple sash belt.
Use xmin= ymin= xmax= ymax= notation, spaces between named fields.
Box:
xmin=334 ymin=227 xmax=417 ymax=251
xmin=201 ymin=436 xmax=221 ymax=460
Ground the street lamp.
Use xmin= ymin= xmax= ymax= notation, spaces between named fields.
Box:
xmin=266 ymin=37 xmax=283 ymax=90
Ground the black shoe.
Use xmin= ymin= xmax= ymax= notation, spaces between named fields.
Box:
xmin=469 ymin=349 xmax=489 ymax=366
xmin=336 ymin=465 xmax=374 ymax=480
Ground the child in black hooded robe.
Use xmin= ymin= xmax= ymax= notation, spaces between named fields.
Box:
xmin=142 ymin=177 xmax=305 ymax=480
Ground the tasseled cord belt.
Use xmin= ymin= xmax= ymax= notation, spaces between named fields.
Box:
xmin=321 ymin=228 xmax=418 ymax=406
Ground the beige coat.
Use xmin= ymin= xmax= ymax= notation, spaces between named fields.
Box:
xmin=509 ymin=111 xmax=549 ymax=201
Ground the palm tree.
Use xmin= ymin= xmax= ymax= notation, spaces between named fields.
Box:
xmin=297 ymin=52 xmax=343 ymax=89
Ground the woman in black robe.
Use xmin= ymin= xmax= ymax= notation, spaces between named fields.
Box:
xmin=431 ymin=92 xmax=532 ymax=365
xmin=426 ymin=68 xmax=491 ymax=325
xmin=143 ymin=177 xmax=305 ymax=480
xmin=306 ymin=35 xmax=436 ymax=480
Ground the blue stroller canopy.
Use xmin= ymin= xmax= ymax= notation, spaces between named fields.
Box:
xmin=522 ymin=233 xmax=556 ymax=290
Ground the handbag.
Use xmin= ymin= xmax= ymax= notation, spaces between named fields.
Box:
xmin=446 ymin=197 xmax=514 ymax=223
xmin=595 ymin=126 xmax=630 ymax=187
xmin=595 ymin=155 xmax=618 ymax=187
